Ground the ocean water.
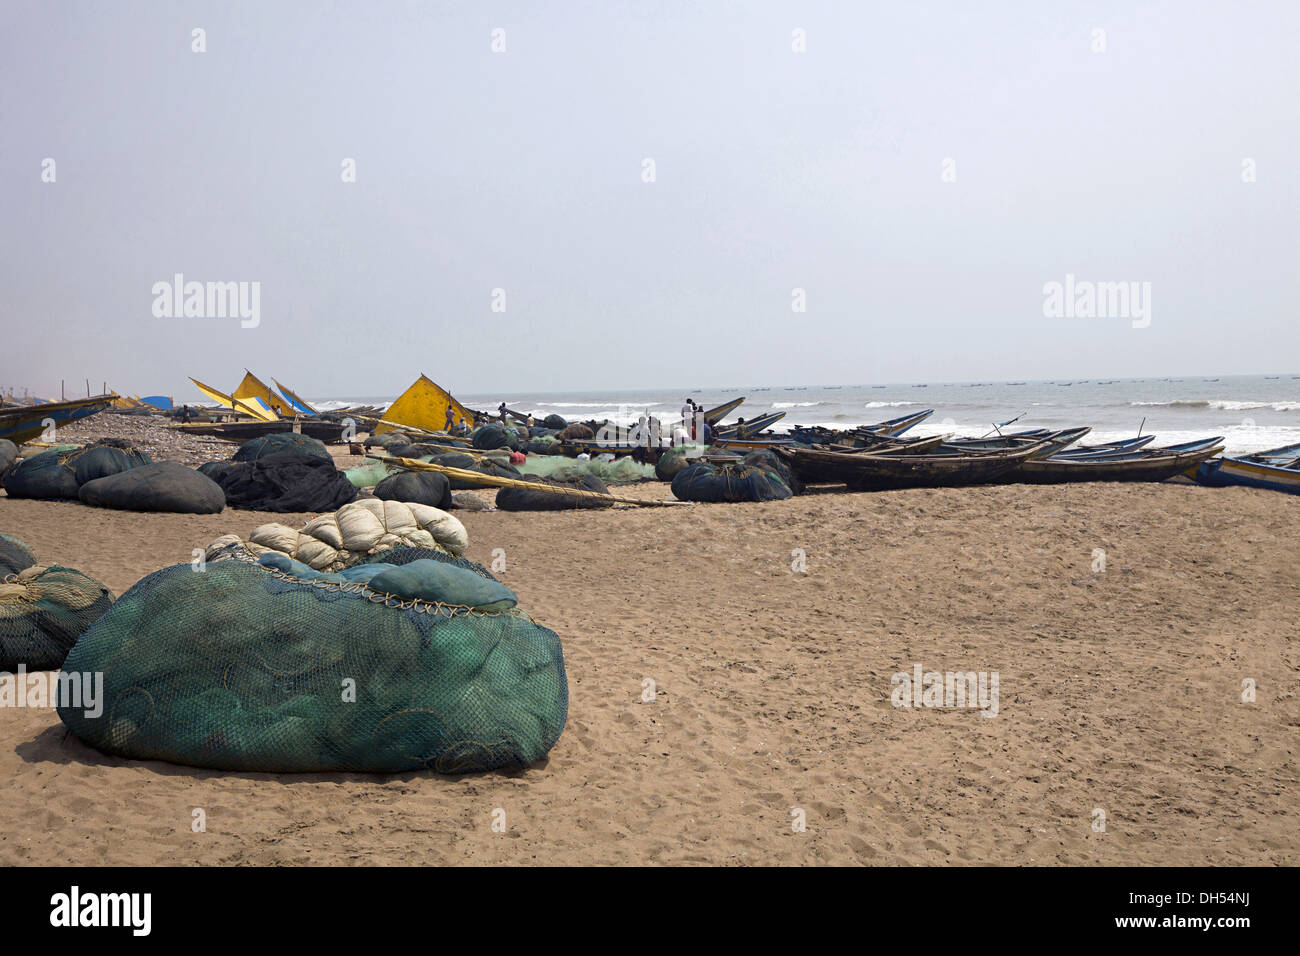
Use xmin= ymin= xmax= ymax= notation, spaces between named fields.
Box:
xmin=311 ymin=373 xmax=1299 ymax=456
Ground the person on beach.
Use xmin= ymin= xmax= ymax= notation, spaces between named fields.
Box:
xmin=444 ymin=406 xmax=455 ymax=432
xmin=735 ymin=416 xmax=748 ymax=439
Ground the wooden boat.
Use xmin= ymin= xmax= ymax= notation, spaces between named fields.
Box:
xmin=935 ymin=427 xmax=1089 ymax=457
xmin=371 ymin=374 xmax=477 ymax=436
xmin=175 ymin=419 xmax=348 ymax=444
xmin=778 ymin=432 xmax=1073 ymax=490
xmin=1049 ymin=435 xmax=1156 ymax=459
xmin=232 ymin=370 xmax=294 ymax=419
xmin=272 ymin=379 xmax=318 ymax=416
xmin=190 ymin=377 xmax=279 ymax=422
xmin=1012 ymin=438 xmax=1224 ymax=484
xmin=790 ymin=408 xmax=934 ymax=446
xmin=0 ymin=394 xmax=117 ymax=445
xmin=1193 ymin=441 xmax=1300 ymax=496
xmin=711 ymin=436 xmax=795 ymax=452
xmin=714 ymin=410 xmax=787 ymax=438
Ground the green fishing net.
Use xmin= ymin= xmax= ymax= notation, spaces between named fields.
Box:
xmin=57 ymin=552 xmax=568 ymax=773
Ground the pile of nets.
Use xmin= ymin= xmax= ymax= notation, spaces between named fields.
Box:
xmin=206 ymin=498 xmax=468 ymax=572
xmin=2 ymin=439 xmax=152 ymax=500
xmin=0 ymin=439 xmax=17 ymax=478
xmin=521 ymin=454 xmax=655 ymax=485
xmin=199 ymin=452 xmax=357 ymax=513
xmin=654 ymin=445 xmax=706 ymax=481
xmin=232 ymin=432 xmax=331 ymax=462
xmin=0 ymin=533 xmax=37 ymax=576
xmin=470 ymin=424 xmax=523 ymax=451
xmin=372 ymin=470 xmax=452 ymax=509
xmin=670 ymin=461 xmax=793 ymax=503
xmin=344 ymin=458 xmax=394 ymax=489
xmin=364 ymin=432 xmax=410 ymax=449
xmin=57 ymin=548 xmax=568 ymax=773
xmin=80 ymin=461 xmax=226 ymax=513
xmin=496 ymin=474 xmax=614 ymax=511
xmin=743 ymin=449 xmax=804 ymax=496
xmin=558 ymin=423 xmax=594 ymax=442
xmin=1 ymin=564 xmax=115 ymax=670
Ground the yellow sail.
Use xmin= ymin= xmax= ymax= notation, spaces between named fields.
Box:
xmin=374 ymin=374 xmax=476 ymax=435
xmin=272 ymin=379 xmax=318 ymax=415
xmin=189 ymin=377 xmax=279 ymax=422
xmin=111 ymin=395 xmax=144 ymax=409
xmin=232 ymin=370 xmax=288 ymax=420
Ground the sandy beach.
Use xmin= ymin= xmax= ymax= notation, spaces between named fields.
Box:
xmin=1 ymin=454 xmax=1296 ymax=865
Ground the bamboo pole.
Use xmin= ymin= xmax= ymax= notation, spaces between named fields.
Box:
xmin=368 ymin=454 xmax=686 ymax=507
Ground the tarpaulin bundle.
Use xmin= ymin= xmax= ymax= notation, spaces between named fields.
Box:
xmin=57 ymin=552 xmax=568 ymax=773
xmin=670 ymin=461 xmax=793 ymax=503
xmin=0 ymin=565 xmax=114 ymax=670
xmin=232 ymin=432 xmax=331 ymax=462
xmin=199 ymin=452 xmax=357 ymax=513
xmin=496 ymin=473 xmax=615 ymax=511
xmin=206 ymin=498 xmax=468 ymax=572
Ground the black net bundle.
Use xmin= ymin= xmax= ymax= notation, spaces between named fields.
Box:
xmin=232 ymin=432 xmax=331 ymax=462
xmin=199 ymin=452 xmax=357 ymax=512
xmin=496 ymin=474 xmax=613 ymax=511
xmin=670 ymin=461 xmax=793 ymax=503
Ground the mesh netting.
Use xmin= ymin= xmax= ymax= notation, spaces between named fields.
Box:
xmin=670 ymin=461 xmax=793 ymax=503
xmin=0 ymin=565 xmax=115 ymax=670
xmin=57 ymin=555 xmax=568 ymax=773
xmin=232 ymin=432 xmax=331 ymax=462
xmin=0 ymin=533 xmax=37 ymax=577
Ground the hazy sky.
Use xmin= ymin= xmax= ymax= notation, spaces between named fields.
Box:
xmin=3 ymin=1 xmax=1297 ymax=400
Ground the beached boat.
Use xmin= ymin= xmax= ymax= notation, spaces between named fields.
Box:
xmin=190 ymin=377 xmax=279 ymax=422
xmin=272 ymin=379 xmax=318 ymax=416
xmin=371 ymin=374 xmax=477 ymax=436
xmin=778 ymin=432 xmax=1072 ymax=490
xmin=776 ymin=434 xmax=986 ymax=486
xmin=0 ymin=394 xmax=117 ymax=445
xmin=1193 ymin=441 xmax=1300 ymax=496
xmin=713 ymin=410 xmax=787 ymax=438
xmin=1011 ymin=438 xmax=1224 ymax=484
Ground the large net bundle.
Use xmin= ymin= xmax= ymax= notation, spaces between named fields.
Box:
xmin=372 ymin=470 xmax=453 ymax=509
xmin=344 ymin=459 xmax=394 ymax=488
xmin=0 ymin=534 xmax=37 ymax=576
xmin=79 ymin=461 xmax=226 ymax=514
xmin=470 ymin=425 xmax=520 ymax=451
xmin=670 ymin=461 xmax=793 ymax=503
xmin=232 ymin=432 xmax=331 ymax=462
xmin=496 ymin=474 xmax=614 ymax=511
xmin=0 ymin=439 xmax=20 ymax=477
xmin=207 ymin=498 xmax=468 ymax=572
xmin=558 ymin=423 xmax=594 ymax=441
xmin=57 ymin=555 xmax=568 ymax=773
xmin=199 ymin=452 xmax=357 ymax=513
xmin=743 ymin=449 xmax=804 ymax=495
xmin=0 ymin=565 xmax=115 ymax=670
xmin=654 ymin=445 xmax=705 ymax=481
xmin=542 ymin=414 xmax=567 ymax=430
xmin=364 ymin=432 xmax=410 ymax=449
xmin=521 ymin=455 xmax=654 ymax=485
xmin=2 ymin=441 xmax=151 ymax=500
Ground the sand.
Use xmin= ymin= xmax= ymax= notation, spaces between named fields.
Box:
xmin=0 ymin=475 xmax=1297 ymax=865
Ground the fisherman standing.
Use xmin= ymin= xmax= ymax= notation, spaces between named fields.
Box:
xmin=444 ymin=406 xmax=456 ymax=432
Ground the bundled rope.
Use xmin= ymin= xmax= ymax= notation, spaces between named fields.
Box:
xmin=368 ymin=454 xmax=686 ymax=507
